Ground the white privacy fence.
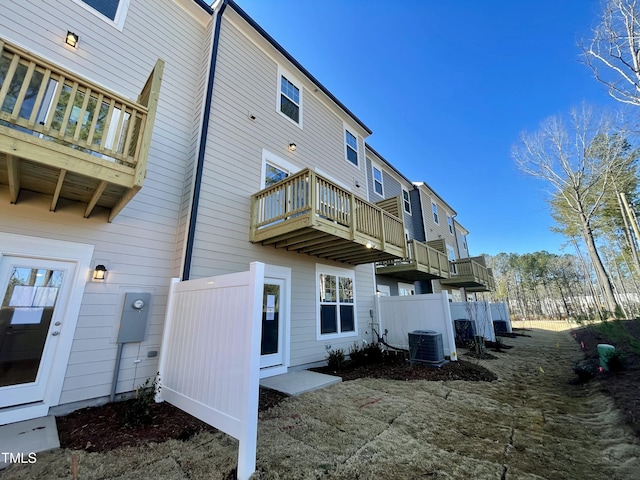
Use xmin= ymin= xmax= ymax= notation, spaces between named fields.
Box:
xmin=158 ymin=262 xmax=264 ymax=480
xmin=377 ymin=292 xmax=457 ymax=361
xmin=450 ymin=300 xmax=496 ymax=342
xmin=490 ymin=302 xmax=513 ymax=333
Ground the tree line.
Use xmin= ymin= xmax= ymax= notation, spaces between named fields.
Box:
xmin=505 ymin=1 xmax=640 ymax=319
xmin=483 ymin=251 xmax=640 ymax=321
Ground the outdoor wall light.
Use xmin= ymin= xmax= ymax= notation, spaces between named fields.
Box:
xmin=65 ymin=31 xmax=79 ymax=48
xmin=93 ymin=264 xmax=107 ymax=281
xmin=288 ymin=142 xmax=297 ymax=152
xmin=366 ymin=241 xmax=377 ymax=249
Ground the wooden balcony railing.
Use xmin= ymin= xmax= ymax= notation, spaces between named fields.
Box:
xmin=250 ymin=169 xmax=406 ymax=264
xmin=0 ymin=38 xmax=163 ymax=220
xmin=376 ymin=239 xmax=450 ymax=281
xmin=441 ymin=256 xmax=494 ymax=291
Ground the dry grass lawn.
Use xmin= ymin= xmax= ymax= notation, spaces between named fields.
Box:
xmin=3 ymin=323 xmax=640 ymax=479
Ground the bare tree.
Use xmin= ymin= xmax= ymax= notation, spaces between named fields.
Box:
xmin=512 ymin=104 xmax=629 ymax=315
xmin=583 ymin=0 xmax=640 ymax=106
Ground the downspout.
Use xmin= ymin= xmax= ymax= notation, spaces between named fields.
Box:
xmin=182 ymin=0 xmax=228 ymax=280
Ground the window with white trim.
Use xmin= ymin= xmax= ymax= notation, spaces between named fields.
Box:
xmin=402 ymin=188 xmax=412 ymax=215
xmin=74 ymin=0 xmax=129 ymax=28
xmin=432 ymin=201 xmax=439 ymax=224
xmin=345 ymin=129 xmax=358 ymax=166
xmin=372 ymin=164 xmax=384 ymax=196
xmin=447 ymin=215 xmax=454 ymax=234
xmin=317 ymin=266 xmax=356 ymax=338
xmin=398 ymin=282 xmax=415 ymax=296
xmin=277 ymin=70 xmax=302 ymax=126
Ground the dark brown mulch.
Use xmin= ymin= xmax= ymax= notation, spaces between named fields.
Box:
xmin=311 ymin=351 xmax=497 ymax=382
xmin=571 ymin=319 xmax=640 ymax=437
xmin=57 ymin=387 xmax=288 ymax=452
xmin=463 ymin=351 xmax=500 ymax=360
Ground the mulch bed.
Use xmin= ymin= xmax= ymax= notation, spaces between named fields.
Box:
xmin=57 ymin=387 xmax=288 ymax=452
xmin=312 ymin=350 xmax=497 ymax=382
xmin=571 ymin=319 xmax=640 ymax=437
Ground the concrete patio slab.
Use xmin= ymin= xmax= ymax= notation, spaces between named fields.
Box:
xmin=0 ymin=416 xmax=59 ymax=469
xmin=260 ymin=370 xmax=341 ymax=396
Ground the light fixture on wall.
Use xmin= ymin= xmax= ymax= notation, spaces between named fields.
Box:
xmin=288 ymin=142 xmax=297 ymax=152
xmin=366 ymin=241 xmax=377 ymax=249
xmin=93 ymin=264 xmax=107 ymax=281
xmin=65 ymin=31 xmax=79 ymax=48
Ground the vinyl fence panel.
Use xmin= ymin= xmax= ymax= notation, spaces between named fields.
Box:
xmin=377 ymin=292 xmax=457 ymax=360
xmin=449 ymin=300 xmax=496 ymax=341
xmin=158 ymin=262 xmax=264 ymax=480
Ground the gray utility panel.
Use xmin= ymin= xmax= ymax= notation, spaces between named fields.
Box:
xmin=117 ymin=292 xmax=151 ymax=343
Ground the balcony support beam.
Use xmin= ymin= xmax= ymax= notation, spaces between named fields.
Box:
xmin=6 ymin=154 xmax=20 ymax=203
xmin=84 ymin=180 xmax=107 ymax=218
xmin=51 ymin=169 xmax=66 ymax=212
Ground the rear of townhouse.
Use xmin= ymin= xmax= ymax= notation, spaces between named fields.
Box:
xmin=0 ymin=0 xmax=212 ymax=423
xmin=0 ymin=0 xmax=494 ymax=426
xmin=185 ymin=3 xmax=402 ymax=376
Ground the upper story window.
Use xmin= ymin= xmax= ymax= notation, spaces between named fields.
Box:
xmin=74 ymin=0 xmax=129 ymax=29
xmin=432 ymin=201 xmax=439 ymax=224
xmin=372 ymin=164 xmax=384 ymax=196
xmin=277 ymin=70 xmax=302 ymax=127
xmin=447 ymin=215 xmax=454 ymax=234
xmin=345 ymin=129 xmax=358 ymax=166
xmin=402 ymin=188 xmax=412 ymax=215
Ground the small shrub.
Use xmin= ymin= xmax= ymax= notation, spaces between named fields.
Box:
xmin=326 ymin=348 xmax=346 ymax=370
xmin=123 ymin=374 xmax=160 ymax=428
xmin=348 ymin=343 xmax=366 ymax=367
xmin=606 ymin=350 xmax=625 ymax=372
xmin=362 ymin=343 xmax=384 ymax=364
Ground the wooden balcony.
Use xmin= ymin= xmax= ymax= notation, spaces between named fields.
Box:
xmin=250 ymin=169 xmax=406 ymax=265
xmin=440 ymin=256 xmax=494 ymax=291
xmin=0 ymin=38 xmax=163 ymax=221
xmin=376 ymin=238 xmax=450 ymax=281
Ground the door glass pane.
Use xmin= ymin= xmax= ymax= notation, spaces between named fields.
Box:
xmin=261 ymin=284 xmax=280 ymax=355
xmin=0 ymin=267 xmax=63 ymax=387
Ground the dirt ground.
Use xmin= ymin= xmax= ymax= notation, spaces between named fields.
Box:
xmin=3 ymin=323 xmax=640 ymax=479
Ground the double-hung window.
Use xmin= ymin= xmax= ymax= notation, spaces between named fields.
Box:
xmin=402 ymin=188 xmax=412 ymax=215
xmin=345 ymin=129 xmax=358 ymax=166
xmin=74 ymin=0 xmax=129 ymax=28
xmin=372 ymin=164 xmax=384 ymax=196
xmin=447 ymin=215 xmax=454 ymax=234
xmin=432 ymin=201 xmax=439 ymax=224
xmin=317 ymin=266 xmax=356 ymax=338
xmin=278 ymin=72 xmax=301 ymax=125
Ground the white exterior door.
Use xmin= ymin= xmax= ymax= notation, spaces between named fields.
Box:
xmin=0 ymin=257 xmax=75 ymax=408
xmin=260 ymin=278 xmax=285 ymax=369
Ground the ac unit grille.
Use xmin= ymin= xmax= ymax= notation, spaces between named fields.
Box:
xmin=493 ymin=320 xmax=508 ymax=334
xmin=454 ymin=319 xmax=476 ymax=340
xmin=408 ymin=330 xmax=445 ymax=364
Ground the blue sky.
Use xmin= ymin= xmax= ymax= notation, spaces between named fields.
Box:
xmin=236 ymin=0 xmax=617 ymax=256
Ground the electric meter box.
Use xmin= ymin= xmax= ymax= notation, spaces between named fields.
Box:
xmin=117 ymin=292 xmax=151 ymax=343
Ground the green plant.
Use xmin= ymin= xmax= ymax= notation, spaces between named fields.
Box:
xmin=362 ymin=343 xmax=384 ymax=364
xmin=326 ymin=348 xmax=346 ymax=370
xmin=123 ymin=373 xmax=160 ymax=428
xmin=348 ymin=343 xmax=366 ymax=367
xmin=606 ymin=350 xmax=625 ymax=372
